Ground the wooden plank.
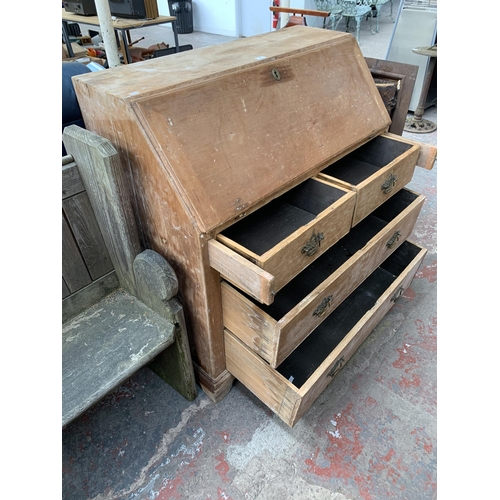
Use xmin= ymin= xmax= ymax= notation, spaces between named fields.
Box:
xmin=62 ymin=126 xmax=142 ymax=295
xmin=62 ymin=288 xmax=175 ymax=427
xmin=62 ymin=213 xmax=91 ymax=293
xmin=63 ymin=191 xmax=114 ymax=280
xmin=208 ymin=239 xmax=275 ymax=305
xmin=62 ymin=270 xmax=119 ymax=323
xmin=62 ymin=162 xmax=85 ymax=200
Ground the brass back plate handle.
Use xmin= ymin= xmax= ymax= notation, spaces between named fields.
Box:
xmin=391 ymin=286 xmax=405 ymax=302
xmin=328 ymin=356 xmax=345 ymax=377
xmin=302 ymin=232 xmax=324 ymax=257
xmin=313 ymin=294 xmax=333 ymax=317
xmin=381 ymin=172 xmax=398 ymax=194
xmin=386 ymin=230 xmax=401 ymax=249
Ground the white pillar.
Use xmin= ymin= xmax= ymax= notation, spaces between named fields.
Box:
xmin=94 ymin=0 xmax=121 ymax=68
xmin=280 ymin=0 xmax=290 ymax=28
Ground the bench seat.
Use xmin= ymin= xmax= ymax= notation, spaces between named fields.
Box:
xmin=62 ymin=288 xmax=175 ymax=427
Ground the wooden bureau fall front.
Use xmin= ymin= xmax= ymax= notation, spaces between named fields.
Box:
xmin=72 ymin=26 xmax=435 ymax=426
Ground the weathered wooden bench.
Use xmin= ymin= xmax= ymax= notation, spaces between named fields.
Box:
xmin=62 ymin=125 xmax=197 ymax=428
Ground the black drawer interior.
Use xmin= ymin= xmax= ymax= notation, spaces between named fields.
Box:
xmin=220 ymin=179 xmax=347 ymax=255
xmin=320 ymin=135 xmax=413 ymax=185
xmin=276 ymin=240 xmax=422 ymax=388
xmin=244 ymin=189 xmax=419 ymax=320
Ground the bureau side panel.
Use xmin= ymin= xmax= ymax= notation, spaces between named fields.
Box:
xmin=72 ymin=80 xmax=229 ymax=388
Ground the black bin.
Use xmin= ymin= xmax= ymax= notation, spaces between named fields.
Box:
xmin=168 ymin=1 xmax=193 ymax=34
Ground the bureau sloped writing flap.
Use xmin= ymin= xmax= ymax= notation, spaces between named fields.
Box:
xmin=132 ymin=28 xmax=390 ymax=233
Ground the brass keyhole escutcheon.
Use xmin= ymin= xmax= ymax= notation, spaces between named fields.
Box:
xmin=302 ymin=232 xmax=324 ymax=257
xmin=386 ymin=230 xmax=401 ymax=249
xmin=313 ymin=295 xmax=333 ymax=317
xmin=271 ymin=68 xmax=281 ymax=81
xmin=328 ymin=356 xmax=345 ymax=377
xmin=381 ymin=172 xmax=398 ymax=194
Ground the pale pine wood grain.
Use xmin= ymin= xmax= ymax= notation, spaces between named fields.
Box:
xmin=225 ymin=244 xmax=427 ymax=427
xmin=208 ymin=239 xmax=276 ymax=305
xmin=220 ymin=193 xmax=425 ymax=368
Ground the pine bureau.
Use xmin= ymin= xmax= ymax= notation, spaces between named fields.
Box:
xmin=72 ymin=26 xmax=436 ymax=426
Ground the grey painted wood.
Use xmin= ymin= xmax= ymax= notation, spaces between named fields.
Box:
xmin=63 ymin=191 xmax=114 ymax=281
xmin=62 ymin=213 xmax=91 ymax=293
xmin=62 ymin=278 xmax=70 ymax=299
xmin=133 ymin=250 xmax=197 ymax=401
xmin=62 ymin=162 xmax=85 ymax=200
xmin=148 ymin=297 xmax=198 ymax=401
xmin=62 ymin=270 xmax=120 ymax=323
xmin=62 ymin=288 xmax=175 ymax=427
xmin=62 ymin=154 xmax=74 ymax=166
xmin=62 ymin=126 xmax=142 ymax=295
xmin=133 ymin=249 xmax=179 ymax=315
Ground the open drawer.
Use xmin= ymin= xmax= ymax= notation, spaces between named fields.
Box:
xmin=209 ymin=178 xmax=356 ymax=305
xmin=317 ymin=132 xmax=420 ymax=226
xmin=224 ymin=240 xmax=427 ymax=427
xmin=222 ymin=188 xmax=425 ymax=368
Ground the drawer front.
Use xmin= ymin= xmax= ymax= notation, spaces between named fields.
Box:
xmin=222 ymin=191 xmax=425 ymax=368
xmin=350 ymin=149 xmax=418 ymax=225
xmin=224 ymin=241 xmax=427 ymax=427
xmin=317 ymin=134 xmax=420 ymax=226
xmin=210 ymin=179 xmax=356 ymax=305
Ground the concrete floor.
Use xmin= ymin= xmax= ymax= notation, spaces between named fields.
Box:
xmin=62 ymin=3 xmax=438 ymax=499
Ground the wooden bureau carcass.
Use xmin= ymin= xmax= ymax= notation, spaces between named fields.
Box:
xmin=72 ymin=26 xmax=436 ymax=425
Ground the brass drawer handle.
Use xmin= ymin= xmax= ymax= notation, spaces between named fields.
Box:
xmin=328 ymin=356 xmax=345 ymax=377
xmin=313 ymin=295 xmax=333 ymax=317
xmin=381 ymin=172 xmax=398 ymax=194
xmin=386 ymin=230 xmax=401 ymax=249
xmin=302 ymin=232 xmax=324 ymax=257
xmin=391 ymin=286 xmax=405 ymax=302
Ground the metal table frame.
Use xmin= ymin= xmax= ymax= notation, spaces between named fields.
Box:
xmin=62 ymin=9 xmax=179 ymax=64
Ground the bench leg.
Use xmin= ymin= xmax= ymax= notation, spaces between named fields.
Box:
xmin=148 ymin=299 xmax=198 ymax=401
xmin=133 ymin=249 xmax=197 ymax=401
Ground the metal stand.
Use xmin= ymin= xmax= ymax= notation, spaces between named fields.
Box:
xmin=404 ymin=45 xmax=437 ymax=133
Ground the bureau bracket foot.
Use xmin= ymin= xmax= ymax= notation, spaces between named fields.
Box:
xmin=193 ymin=363 xmax=234 ymax=403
